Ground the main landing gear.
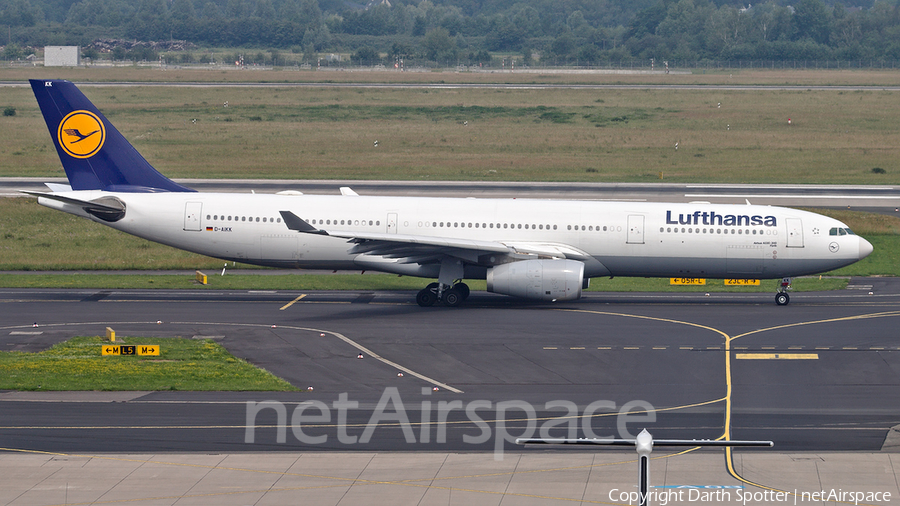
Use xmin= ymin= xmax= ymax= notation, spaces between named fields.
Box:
xmin=416 ymin=282 xmax=470 ymax=307
xmin=775 ymin=277 xmax=792 ymax=306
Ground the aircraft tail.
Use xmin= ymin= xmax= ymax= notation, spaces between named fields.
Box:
xmin=30 ymin=79 xmax=194 ymax=193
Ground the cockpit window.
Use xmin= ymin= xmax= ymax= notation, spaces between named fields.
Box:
xmin=829 ymin=227 xmax=855 ymax=236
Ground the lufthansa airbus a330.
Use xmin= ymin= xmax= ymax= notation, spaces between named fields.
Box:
xmin=25 ymin=79 xmax=873 ymax=306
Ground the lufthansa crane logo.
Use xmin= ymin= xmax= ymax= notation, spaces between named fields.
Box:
xmin=58 ymin=110 xmax=105 ymax=159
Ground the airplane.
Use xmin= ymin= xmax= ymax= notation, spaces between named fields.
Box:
xmin=25 ymin=79 xmax=873 ymax=307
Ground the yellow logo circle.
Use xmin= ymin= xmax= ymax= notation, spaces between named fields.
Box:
xmin=57 ymin=110 xmax=105 ymax=159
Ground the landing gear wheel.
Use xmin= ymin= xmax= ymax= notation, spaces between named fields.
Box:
xmin=416 ymin=288 xmax=437 ymax=307
xmin=454 ymin=282 xmax=470 ymax=300
xmin=442 ymin=287 xmax=464 ymax=307
xmin=775 ymin=292 xmax=790 ymax=306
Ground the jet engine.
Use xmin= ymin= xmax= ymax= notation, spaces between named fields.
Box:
xmin=487 ymin=259 xmax=585 ymax=301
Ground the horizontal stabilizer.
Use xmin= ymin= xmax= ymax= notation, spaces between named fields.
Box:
xmin=44 ymin=183 xmax=72 ymax=192
xmin=22 ymin=191 xmax=126 ymax=222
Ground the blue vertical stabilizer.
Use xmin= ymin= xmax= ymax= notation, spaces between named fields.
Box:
xmin=30 ymin=79 xmax=195 ymax=192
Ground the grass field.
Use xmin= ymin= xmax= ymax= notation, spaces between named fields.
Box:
xmin=6 ymin=66 xmax=900 ymax=86
xmin=3 ymin=70 xmax=900 ymax=184
xmin=0 ymin=335 xmax=298 ymax=391
xmin=1 ymin=68 xmax=897 ymax=288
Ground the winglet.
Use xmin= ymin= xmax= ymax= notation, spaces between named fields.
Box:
xmin=280 ymin=211 xmax=329 ymax=235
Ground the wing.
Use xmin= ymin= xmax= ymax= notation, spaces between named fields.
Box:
xmin=279 ymin=211 xmax=589 ymax=265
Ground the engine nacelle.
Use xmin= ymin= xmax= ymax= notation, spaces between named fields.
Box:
xmin=487 ymin=259 xmax=585 ymax=301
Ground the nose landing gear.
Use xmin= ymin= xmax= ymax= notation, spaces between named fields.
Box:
xmin=775 ymin=277 xmax=792 ymax=306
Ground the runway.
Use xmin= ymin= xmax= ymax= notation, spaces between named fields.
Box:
xmin=1 ymin=281 xmax=899 ymax=456
xmin=4 ymin=178 xmax=900 ymax=214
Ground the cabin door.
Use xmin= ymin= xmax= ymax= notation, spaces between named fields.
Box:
xmin=184 ymin=202 xmax=202 ymax=231
xmin=387 ymin=213 xmax=398 ymax=234
xmin=626 ymin=215 xmax=645 ymax=244
xmin=786 ymin=218 xmax=804 ymax=248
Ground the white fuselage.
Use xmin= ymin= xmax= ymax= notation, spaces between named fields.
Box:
xmin=38 ymin=191 xmax=871 ymax=281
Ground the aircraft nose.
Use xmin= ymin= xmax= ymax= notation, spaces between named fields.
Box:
xmin=859 ymin=236 xmax=874 ymax=260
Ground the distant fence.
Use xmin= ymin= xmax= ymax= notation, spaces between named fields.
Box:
xmin=506 ymin=60 xmax=900 ymax=71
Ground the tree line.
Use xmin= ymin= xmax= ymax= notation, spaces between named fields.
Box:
xmin=1 ymin=0 xmax=898 ymax=64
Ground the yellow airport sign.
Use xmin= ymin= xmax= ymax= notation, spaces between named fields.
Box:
xmin=101 ymin=345 xmax=160 ymax=356
xmin=725 ymin=279 xmax=761 ymax=286
xmin=670 ymin=278 xmax=706 ymax=285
